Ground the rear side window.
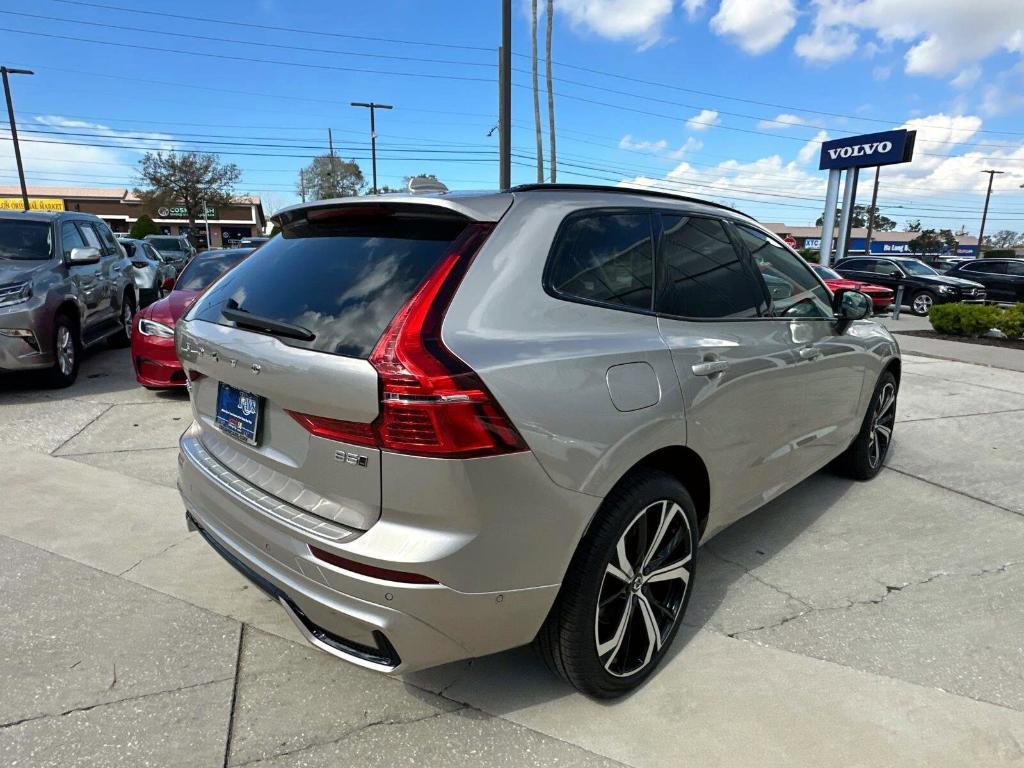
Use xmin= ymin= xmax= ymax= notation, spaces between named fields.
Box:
xmin=655 ymin=215 xmax=763 ymax=319
xmin=547 ymin=211 xmax=654 ymax=311
xmin=1007 ymin=261 xmax=1024 ymax=276
xmin=189 ymin=211 xmax=468 ymax=359
xmin=964 ymin=261 xmax=1004 ymax=274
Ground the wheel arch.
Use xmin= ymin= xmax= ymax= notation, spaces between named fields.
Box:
xmin=883 ymin=357 xmax=901 ymax=390
xmin=55 ymin=299 xmax=82 ymax=332
xmin=609 ymin=445 xmax=711 ymax=538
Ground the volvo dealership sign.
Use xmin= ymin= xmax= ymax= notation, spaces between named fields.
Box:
xmin=820 ymin=129 xmax=916 ymax=170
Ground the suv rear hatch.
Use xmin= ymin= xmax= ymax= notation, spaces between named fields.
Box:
xmin=177 ymin=197 xmax=515 ymax=532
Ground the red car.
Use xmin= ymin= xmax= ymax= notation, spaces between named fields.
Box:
xmin=132 ymin=248 xmax=253 ymax=388
xmin=811 ymin=264 xmax=894 ymax=311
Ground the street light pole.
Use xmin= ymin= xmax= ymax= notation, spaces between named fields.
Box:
xmin=201 ymin=198 xmax=211 ymax=249
xmin=499 ymin=0 xmax=512 ymax=189
xmin=1 ymin=66 xmax=34 ymax=211
xmin=977 ymin=169 xmax=1004 ymax=256
xmin=350 ymin=102 xmax=393 ymax=195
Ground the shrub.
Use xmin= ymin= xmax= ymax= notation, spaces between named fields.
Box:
xmin=929 ymin=303 xmax=1003 ymax=337
xmin=997 ymin=304 xmax=1024 ymax=339
xmin=129 ymin=214 xmax=159 ymax=239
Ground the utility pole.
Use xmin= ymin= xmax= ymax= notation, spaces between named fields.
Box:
xmin=327 ymin=128 xmax=338 ymax=195
xmin=977 ymin=169 xmax=1004 ymax=256
xmin=864 ymin=166 xmax=881 ymax=255
xmin=1 ymin=66 xmax=34 ymax=211
xmin=201 ymin=198 xmax=211 ymax=248
xmin=350 ymin=102 xmax=393 ymax=195
xmin=299 ymin=169 xmax=306 ymax=203
xmin=499 ymin=0 xmax=512 ymax=189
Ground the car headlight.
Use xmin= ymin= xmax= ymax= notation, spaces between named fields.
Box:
xmin=0 ymin=281 xmax=32 ymax=308
xmin=138 ymin=318 xmax=175 ymax=338
xmin=937 ymin=285 xmax=955 ymax=294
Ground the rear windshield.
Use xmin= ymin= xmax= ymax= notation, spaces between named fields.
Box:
xmin=148 ymin=237 xmax=185 ymax=252
xmin=0 ymin=220 xmax=52 ymax=260
xmin=188 ymin=211 xmax=467 ymax=358
xmin=175 ymin=249 xmax=252 ymax=292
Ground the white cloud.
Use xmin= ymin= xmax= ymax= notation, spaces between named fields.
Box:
xmin=757 ymin=113 xmax=806 ymax=130
xmin=798 ymin=130 xmax=830 ymax=165
xmin=619 ymin=134 xmax=669 ymax=153
xmin=873 ymin=65 xmax=892 ymax=81
xmin=950 ymin=66 xmax=982 ymax=89
xmin=794 ymin=22 xmax=858 ymax=63
xmin=796 ymin=0 xmax=1024 ymax=76
xmin=686 ymin=108 xmax=720 ymax=130
xmin=556 ymin=0 xmax=674 ymax=48
xmin=682 ymin=0 xmax=706 ymax=19
xmin=710 ymin=0 xmax=797 ymax=54
xmin=665 ymin=136 xmax=704 ymax=159
xmin=901 ymin=112 xmax=983 ymax=154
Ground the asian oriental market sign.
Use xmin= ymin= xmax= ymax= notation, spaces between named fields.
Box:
xmin=157 ymin=205 xmax=217 ymax=219
xmin=0 ymin=197 xmax=65 ymax=211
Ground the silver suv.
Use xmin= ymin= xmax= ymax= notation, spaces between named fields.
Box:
xmin=176 ymin=185 xmax=900 ymax=697
xmin=0 ymin=211 xmax=137 ymax=387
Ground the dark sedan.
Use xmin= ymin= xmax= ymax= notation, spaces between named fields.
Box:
xmin=944 ymin=258 xmax=1024 ymax=304
xmin=834 ymin=256 xmax=986 ymax=316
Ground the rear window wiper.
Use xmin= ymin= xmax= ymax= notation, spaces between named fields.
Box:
xmin=221 ymin=304 xmax=315 ymax=342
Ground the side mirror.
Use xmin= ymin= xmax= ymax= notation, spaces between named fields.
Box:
xmin=161 ymin=277 xmax=176 ymax=291
xmin=68 ymin=246 xmax=101 ymax=265
xmin=833 ymin=289 xmax=872 ymax=333
xmin=888 ymin=269 xmax=902 ymax=277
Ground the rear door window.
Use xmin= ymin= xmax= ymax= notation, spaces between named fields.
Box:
xmin=654 ymin=215 xmax=764 ymax=319
xmin=189 ymin=210 xmax=470 ymax=359
xmin=546 ymin=211 xmax=654 ymax=311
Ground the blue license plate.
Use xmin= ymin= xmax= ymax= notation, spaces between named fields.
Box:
xmin=215 ymin=382 xmax=263 ymax=446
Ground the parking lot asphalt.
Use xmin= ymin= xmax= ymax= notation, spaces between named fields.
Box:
xmin=1 ymin=343 xmax=1022 ymax=767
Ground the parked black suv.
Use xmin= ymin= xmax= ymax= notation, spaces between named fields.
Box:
xmin=834 ymin=256 xmax=986 ymax=315
xmin=944 ymin=258 xmax=1024 ymax=304
xmin=0 ymin=211 xmax=137 ymax=387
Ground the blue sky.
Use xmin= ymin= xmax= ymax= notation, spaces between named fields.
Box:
xmin=2 ymin=0 xmax=1024 ymax=233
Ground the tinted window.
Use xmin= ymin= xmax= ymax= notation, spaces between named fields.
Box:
xmin=734 ymin=224 xmax=832 ymax=318
xmin=899 ymin=259 xmax=937 ymax=276
xmin=121 ymin=241 xmax=137 ymax=257
xmin=963 ymin=261 xmax=1005 ymax=274
xmin=190 ymin=214 xmax=468 ymax=359
xmin=79 ymin=223 xmax=102 ymax=249
xmin=0 ymin=220 xmax=54 ymax=260
xmin=839 ymin=259 xmax=875 ymax=272
xmin=1007 ymin=261 xmax=1024 ymax=276
xmin=61 ymin=222 xmax=85 ymax=258
xmin=655 ymin=215 xmax=763 ymax=319
xmin=148 ymin=237 xmax=185 ymax=252
xmin=94 ymin=222 xmax=119 ymax=255
xmin=175 ymin=249 xmax=252 ymax=292
xmin=548 ymin=212 xmax=653 ymax=310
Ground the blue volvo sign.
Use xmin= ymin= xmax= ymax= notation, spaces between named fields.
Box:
xmin=819 ymin=129 xmax=916 ymax=171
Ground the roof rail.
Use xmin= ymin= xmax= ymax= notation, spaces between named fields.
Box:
xmin=507 ymin=183 xmax=751 ymax=218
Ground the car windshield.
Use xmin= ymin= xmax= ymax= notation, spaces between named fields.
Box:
xmin=148 ymin=237 xmax=185 ymax=252
xmin=899 ymin=259 xmax=937 ymax=276
xmin=174 ymin=249 xmax=252 ymax=292
xmin=813 ymin=265 xmax=842 ymax=280
xmin=0 ymin=220 xmax=53 ymax=260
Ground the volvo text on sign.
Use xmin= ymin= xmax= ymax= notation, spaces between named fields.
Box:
xmin=819 ymin=129 xmax=916 ymax=171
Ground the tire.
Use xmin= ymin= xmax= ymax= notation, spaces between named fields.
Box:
xmin=45 ymin=313 xmax=80 ymax=388
xmin=536 ymin=468 xmax=699 ymax=698
xmin=833 ymin=370 xmax=897 ymax=481
xmin=109 ymin=292 xmax=136 ymax=347
xmin=910 ymin=290 xmax=935 ymax=316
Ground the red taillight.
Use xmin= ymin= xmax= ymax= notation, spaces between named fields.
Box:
xmin=309 ymin=545 xmax=437 ymax=585
xmin=288 ymin=221 xmax=528 ymax=459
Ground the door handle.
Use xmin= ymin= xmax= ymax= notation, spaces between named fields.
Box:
xmin=799 ymin=346 xmax=822 ymax=360
xmin=691 ymin=360 xmax=730 ymax=377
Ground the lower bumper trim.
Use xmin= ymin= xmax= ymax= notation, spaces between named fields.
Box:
xmin=188 ymin=511 xmax=401 ymax=670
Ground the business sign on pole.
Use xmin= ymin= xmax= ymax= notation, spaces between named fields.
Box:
xmin=0 ymin=197 xmax=65 ymax=211
xmin=819 ymin=129 xmax=916 ymax=171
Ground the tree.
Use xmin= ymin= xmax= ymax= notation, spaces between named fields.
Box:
xmin=531 ymin=0 xmax=544 ymax=182
xmin=546 ymin=0 xmax=556 ymax=182
xmin=297 ymin=154 xmax=364 ymax=200
xmin=909 ymin=228 xmax=958 ymax=256
xmin=984 ymin=230 xmax=1024 ymax=248
xmin=135 ymin=152 xmax=241 ymax=234
xmin=129 ymin=213 xmax=159 ymax=239
xmin=905 ymin=219 xmax=922 ymax=232
xmin=815 ymin=204 xmax=895 ymax=231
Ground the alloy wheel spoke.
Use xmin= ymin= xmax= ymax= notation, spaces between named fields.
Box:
xmin=635 ymin=593 xmax=662 ymax=665
xmin=875 ymin=424 xmax=892 ymax=442
xmin=642 ymin=500 xmax=675 ymax=570
xmin=614 ymin=538 xmax=634 ymax=581
xmin=645 ymin=553 xmax=691 ymax=584
xmin=597 ymin=595 xmax=634 ymax=667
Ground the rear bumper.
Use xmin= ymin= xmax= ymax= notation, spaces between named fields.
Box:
xmin=177 ymin=424 xmax=596 ymax=672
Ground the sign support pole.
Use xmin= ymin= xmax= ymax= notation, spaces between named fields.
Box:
xmin=835 ymin=167 xmax=859 ymax=264
xmin=820 ymin=168 xmax=841 ymax=266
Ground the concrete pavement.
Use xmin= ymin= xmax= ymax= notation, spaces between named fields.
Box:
xmin=1 ymin=345 xmax=1022 ymax=767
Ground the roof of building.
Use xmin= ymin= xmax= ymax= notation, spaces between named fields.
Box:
xmin=763 ymin=222 xmax=978 ymax=246
xmin=0 ymin=185 xmax=262 ymax=206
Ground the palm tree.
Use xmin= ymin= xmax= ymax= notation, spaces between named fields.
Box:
xmin=545 ymin=0 xmax=557 ymax=182
xmin=531 ymin=0 xmax=544 ymax=182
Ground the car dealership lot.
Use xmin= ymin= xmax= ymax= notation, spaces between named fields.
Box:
xmin=1 ymin=346 xmax=1023 ymax=767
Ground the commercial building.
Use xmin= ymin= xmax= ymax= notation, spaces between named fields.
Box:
xmin=764 ymin=223 xmax=979 ymax=259
xmin=0 ymin=186 xmax=266 ymax=249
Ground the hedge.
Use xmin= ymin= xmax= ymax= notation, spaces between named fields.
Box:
xmin=929 ymin=303 xmax=1024 ymax=338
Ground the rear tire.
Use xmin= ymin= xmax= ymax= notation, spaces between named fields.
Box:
xmin=109 ymin=293 xmax=136 ymax=348
xmin=536 ymin=469 xmax=698 ymax=698
xmin=834 ymin=371 xmax=897 ymax=481
xmin=45 ymin=313 xmax=80 ymax=389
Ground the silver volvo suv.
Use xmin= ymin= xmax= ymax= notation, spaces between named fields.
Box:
xmin=176 ymin=185 xmax=899 ymax=697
